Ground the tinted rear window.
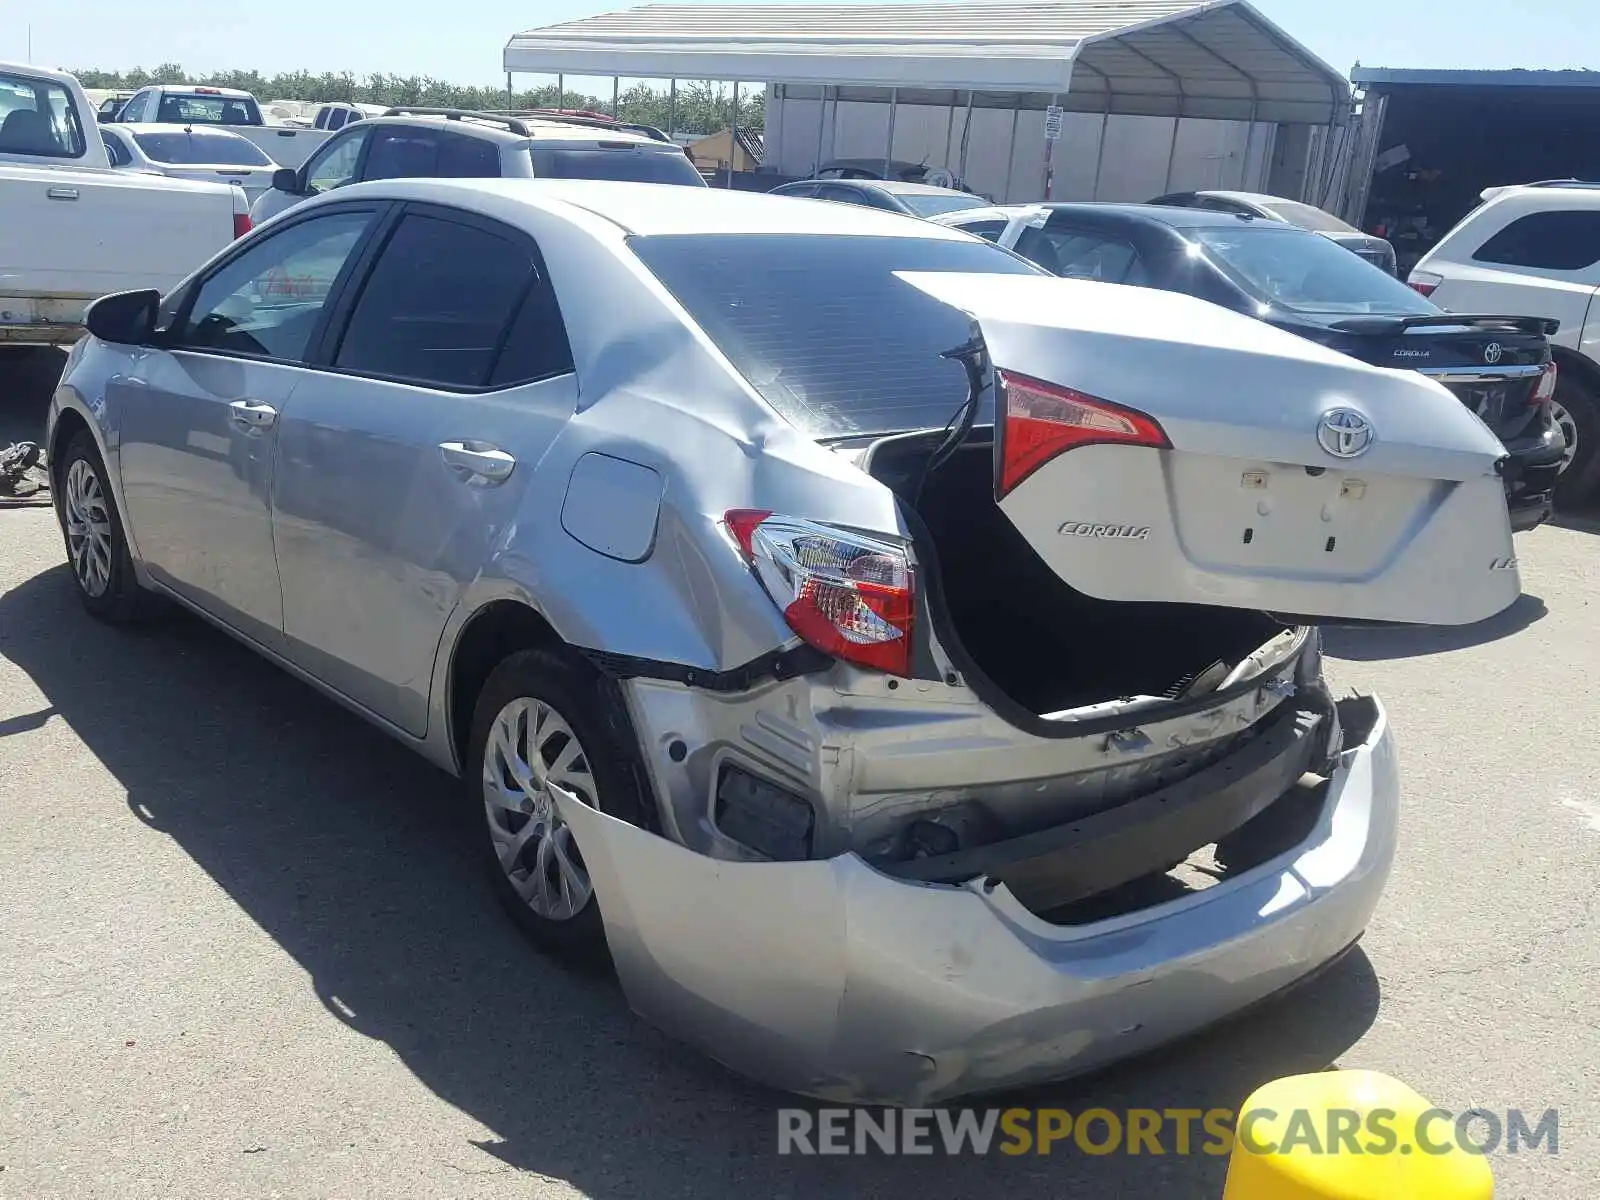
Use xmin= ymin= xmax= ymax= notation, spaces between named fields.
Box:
xmin=530 ymin=145 xmax=706 ymax=186
xmin=155 ymin=93 xmax=262 ymax=126
xmin=630 ymin=233 xmax=1041 ymax=437
xmin=132 ymin=130 xmax=272 ymax=166
xmin=1195 ymin=225 xmax=1433 ymax=315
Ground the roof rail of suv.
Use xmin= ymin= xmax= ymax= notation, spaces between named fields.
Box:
xmin=379 ymin=107 xmax=532 ymax=136
xmin=1524 ymin=179 xmax=1600 ymax=190
xmin=480 ymin=108 xmax=674 ymax=143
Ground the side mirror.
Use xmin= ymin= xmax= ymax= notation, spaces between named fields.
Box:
xmin=272 ymin=167 xmax=300 ymax=194
xmin=84 ymin=289 xmax=160 ymax=346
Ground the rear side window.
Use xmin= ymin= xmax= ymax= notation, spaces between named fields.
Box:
xmin=530 ymin=144 xmax=706 ymax=187
xmin=1019 ymin=226 xmax=1151 ymax=286
xmin=334 ymin=213 xmax=538 ymax=388
xmin=630 ymin=233 xmax=1041 ymax=437
xmin=363 ymin=127 xmax=442 ymax=180
xmin=437 ymin=131 xmax=501 ymax=178
xmin=1472 ymin=210 xmax=1600 ymax=271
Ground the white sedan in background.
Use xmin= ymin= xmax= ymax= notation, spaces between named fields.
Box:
xmin=100 ymin=123 xmax=279 ymax=206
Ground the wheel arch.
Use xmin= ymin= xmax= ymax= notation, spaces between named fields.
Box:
xmin=1550 ymin=343 xmax=1600 ymax=392
xmin=443 ymin=598 xmax=562 ymax=774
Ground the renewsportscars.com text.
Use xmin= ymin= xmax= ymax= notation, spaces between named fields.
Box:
xmin=777 ymin=1106 xmax=1559 ymax=1157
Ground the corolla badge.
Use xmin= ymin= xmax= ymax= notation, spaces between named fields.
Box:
xmin=1316 ymin=408 xmax=1375 ymax=459
xmin=1483 ymin=342 xmax=1504 ymax=365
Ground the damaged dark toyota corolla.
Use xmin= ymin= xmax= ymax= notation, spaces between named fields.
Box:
xmin=51 ymin=181 xmax=1521 ymax=1106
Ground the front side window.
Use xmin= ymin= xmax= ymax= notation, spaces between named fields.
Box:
xmin=117 ymin=91 xmax=150 ymax=123
xmin=1472 ymin=210 xmax=1600 ymax=272
xmin=305 ymin=130 xmax=366 ymax=194
xmin=174 ymin=211 xmax=375 ymax=360
xmin=630 ymin=233 xmax=1042 ymax=438
xmin=0 ymin=70 xmax=87 ymax=159
xmin=332 ymin=213 xmax=539 ymax=388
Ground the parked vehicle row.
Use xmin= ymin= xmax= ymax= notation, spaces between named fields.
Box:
xmin=103 ymin=84 xmax=333 ymax=170
xmin=51 ymin=174 xmax=1521 ymax=1103
xmin=100 ymin=123 xmax=279 ymax=206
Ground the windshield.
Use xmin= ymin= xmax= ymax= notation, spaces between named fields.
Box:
xmin=1253 ymin=198 xmax=1360 ymax=234
xmin=133 ymin=129 xmax=272 ymax=166
xmin=0 ymin=70 xmax=86 ymax=159
xmin=1194 ymin=226 xmax=1434 ymax=316
xmin=897 ymin=192 xmax=988 ymax=218
xmin=155 ymin=93 xmax=262 ymax=126
xmin=529 ymin=145 xmax=706 ymax=187
xmin=631 ymin=233 xmax=1041 ymax=438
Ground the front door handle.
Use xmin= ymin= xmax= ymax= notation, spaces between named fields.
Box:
xmin=439 ymin=441 xmax=516 ymax=486
xmin=229 ymin=399 xmax=278 ymax=430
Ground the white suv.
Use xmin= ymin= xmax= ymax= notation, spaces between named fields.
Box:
xmin=251 ymin=107 xmax=704 ymax=225
xmin=1409 ymin=182 xmax=1600 ymax=503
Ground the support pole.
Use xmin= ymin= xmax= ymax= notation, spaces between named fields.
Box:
xmin=556 ymin=73 xmax=564 ymax=111
xmin=1090 ymin=95 xmax=1112 ymax=201
xmin=1001 ymin=95 xmax=1020 ymax=202
xmin=729 ymin=81 xmax=739 ymax=188
xmin=882 ymin=87 xmax=899 ymax=180
xmin=613 ymin=76 xmax=620 ymax=119
xmin=505 ymin=72 xmax=513 ymax=110
xmin=1042 ymin=92 xmax=1059 ymax=201
xmin=668 ymin=78 xmax=677 ymax=138
xmin=956 ymin=89 xmax=975 ymax=186
xmin=814 ymin=85 xmax=828 ymax=175
xmin=1161 ymin=111 xmax=1182 ymax=192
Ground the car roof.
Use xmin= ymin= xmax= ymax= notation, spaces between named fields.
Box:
xmin=858 ymin=180 xmax=974 ymax=197
xmin=354 ymin=114 xmax=671 ymax=147
xmin=158 ymin=85 xmax=254 ymax=98
xmin=332 ymin=177 xmax=976 ymax=239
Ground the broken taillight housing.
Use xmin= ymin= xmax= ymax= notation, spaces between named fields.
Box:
xmin=996 ymin=370 xmax=1170 ymax=498
xmin=1531 ymin=360 xmax=1558 ymax=409
xmin=724 ymin=510 xmax=914 ymax=676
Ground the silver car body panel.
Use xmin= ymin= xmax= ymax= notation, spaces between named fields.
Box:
xmin=553 ymin=694 xmax=1397 ymax=1105
xmin=48 ymin=180 xmax=1507 ymax=1100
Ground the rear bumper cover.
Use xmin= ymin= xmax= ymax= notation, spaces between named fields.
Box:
xmin=554 ymin=694 xmax=1398 ymax=1105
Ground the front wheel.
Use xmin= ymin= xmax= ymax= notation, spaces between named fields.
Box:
xmin=55 ymin=430 xmax=153 ymax=623
xmin=1552 ymin=377 xmax=1599 ymax=507
xmin=464 ymin=646 xmax=655 ymax=961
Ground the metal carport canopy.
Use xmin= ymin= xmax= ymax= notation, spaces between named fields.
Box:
xmin=502 ymin=0 xmax=1350 ymax=124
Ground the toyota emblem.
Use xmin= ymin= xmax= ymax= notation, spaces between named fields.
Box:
xmin=1317 ymin=408 xmax=1375 ymax=458
xmin=1484 ymin=342 xmax=1504 ymax=365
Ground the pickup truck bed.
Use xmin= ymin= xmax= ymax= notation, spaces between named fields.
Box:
xmin=0 ymin=163 xmax=240 ymax=345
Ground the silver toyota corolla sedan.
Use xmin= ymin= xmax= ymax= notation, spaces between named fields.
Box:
xmin=48 ymin=179 xmax=1520 ymax=1105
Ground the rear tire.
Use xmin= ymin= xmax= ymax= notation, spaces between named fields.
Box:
xmin=464 ymin=646 xmax=655 ymax=963
xmin=1552 ymin=377 xmax=1600 ymax=507
xmin=54 ymin=430 xmax=153 ymax=624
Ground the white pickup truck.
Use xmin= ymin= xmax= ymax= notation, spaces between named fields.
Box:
xmin=1 ymin=62 xmax=250 ymax=347
xmin=108 ymin=84 xmax=332 ymax=170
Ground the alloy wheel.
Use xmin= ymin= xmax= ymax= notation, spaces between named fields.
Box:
xmin=1551 ymin=398 xmax=1579 ymax=474
xmin=481 ymin=696 xmax=598 ymax=921
xmin=64 ymin=458 xmax=113 ymax=598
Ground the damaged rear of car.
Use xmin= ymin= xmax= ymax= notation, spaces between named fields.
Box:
xmin=547 ymin=230 xmax=1516 ymax=1105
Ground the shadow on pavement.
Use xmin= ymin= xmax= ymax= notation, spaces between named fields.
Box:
xmin=0 ymin=562 xmax=1381 ymax=1197
xmin=0 ymin=346 xmax=62 ymax=450
xmin=1323 ymin=592 xmax=1547 ymax=663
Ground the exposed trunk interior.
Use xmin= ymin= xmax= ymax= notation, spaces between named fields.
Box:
xmin=866 ymin=436 xmax=1289 ymax=716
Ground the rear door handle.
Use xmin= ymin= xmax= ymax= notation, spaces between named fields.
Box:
xmin=229 ymin=399 xmax=278 ymax=430
xmin=439 ymin=441 xmax=516 ymax=485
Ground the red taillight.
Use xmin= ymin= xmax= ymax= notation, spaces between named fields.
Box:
xmin=1532 ymin=360 xmax=1558 ymax=408
xmin=996 ymin=370 xmax=1169 ymax=499
xmin=724 ymin=511 xmax=915 ymax=677
xmin=1407 ymin=271 xmax=1442 ymax=298
xmin=233 ymin=212 xmax=253 ymax=240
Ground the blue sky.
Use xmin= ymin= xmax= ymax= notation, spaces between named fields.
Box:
xmin=7 ymin=0 xmax=1596 ymax=89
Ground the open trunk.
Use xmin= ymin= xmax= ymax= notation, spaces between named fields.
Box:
xmin=865 ymin=436 xmax=1289 ymax=717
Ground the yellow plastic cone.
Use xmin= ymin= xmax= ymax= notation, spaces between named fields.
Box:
xmin=1223 ymin=1070 xmax=1493 ymax=1199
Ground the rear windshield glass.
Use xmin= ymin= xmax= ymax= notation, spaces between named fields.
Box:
xmin=155 ymin=93 xmax=263 ymax=126
xmin=1254 ymin=198 xmax=1359 ymax=234
xmin=631 ymin=233 xmax=1041 ymax=437
xmin=1194 ymin=226 xmax=1433 ymax=315
xmin=133 ymin=130 xmax=272 ymax=166
xmin=896 ymin=192 xmax=989 ymax=218
xmin=0 ymin=70 xmax=86 ymax=159
xmin=530 ymin=145 xmax=706 ymax=186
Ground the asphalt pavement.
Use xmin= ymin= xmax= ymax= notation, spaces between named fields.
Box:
xmin=1 ymin=350 xmax=1596 ymax=1198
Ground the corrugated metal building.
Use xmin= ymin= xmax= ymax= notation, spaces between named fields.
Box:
xmin=502 ymin=1 xmax=1352 ymax=204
